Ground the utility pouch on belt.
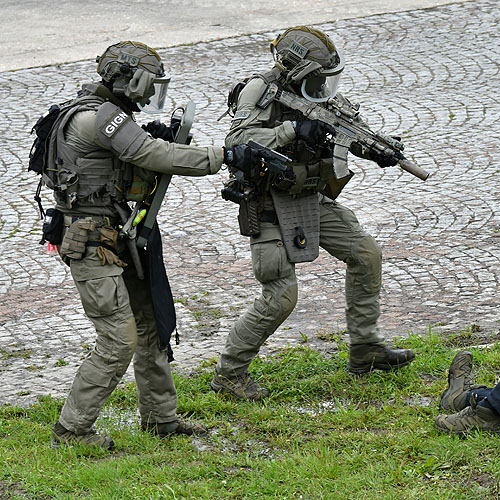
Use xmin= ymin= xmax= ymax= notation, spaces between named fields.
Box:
xmin=59 ymin=218 xmax=96 ymax=260
xmin=238 ymin=199 xmax=261 ymax=237
xmin=97 ymin=226 xmax=127 ymax=267
xmin=39 ymin=207 xmax=64 ymax=245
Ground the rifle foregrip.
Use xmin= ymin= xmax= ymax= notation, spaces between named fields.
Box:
xmin=399 ymin=159 xmax=430 ymax=181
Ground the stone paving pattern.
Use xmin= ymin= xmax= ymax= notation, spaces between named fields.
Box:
xmin=0 ymin=0 xmax=498 ymax=405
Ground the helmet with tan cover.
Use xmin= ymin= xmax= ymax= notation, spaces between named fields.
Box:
xmin=270 ymin=26 xmax=344 ymax=102
xmin=96 ymin=41 xmax=170 ymax=113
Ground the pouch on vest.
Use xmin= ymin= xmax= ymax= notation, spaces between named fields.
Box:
xmin=59 ymin=218 xmax=96 ymax=261
xmin=39 ymin=207 xmax=64 ymax=245
xmin=319 ymin=170 xmax=354 ymax=200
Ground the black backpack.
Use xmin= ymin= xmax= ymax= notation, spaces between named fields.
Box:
xmin=29 ymin=104 xmax=62 ymax=219
xmin=29 ymin=104 xmax=61 ymax=176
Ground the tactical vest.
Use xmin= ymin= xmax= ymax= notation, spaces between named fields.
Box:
xmin=246 ymin=71 xmax=336 ymax=197
xmin=45 ymin=89 xmax=143 ymax=211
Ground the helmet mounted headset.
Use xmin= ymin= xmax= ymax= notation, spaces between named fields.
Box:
xmin=270 ymin=26 xmax=344 ymax=102
xmin=96 ymin=41 xmax=170 ymax=113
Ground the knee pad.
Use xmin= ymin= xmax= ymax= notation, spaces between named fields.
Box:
xmin=280 ymin=283 xmax=298 ymax=320
xmin=353 ymin=236 xmax=382 ymax=293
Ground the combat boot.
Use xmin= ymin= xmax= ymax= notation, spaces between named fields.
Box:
xmin=439 ymin=350 xmax=487 ymax=412
xmin=210 ymin=371 xmax=269 ymax=401
xmin=348 ymin=343 xmax=415 ymax=374
xmin=435 ymin=395 xmax=500 ymax=434
xmin=51 ymin=421 xmax=114 ymax=449
xmin=141 ymin=418 xmax=208 ymax=437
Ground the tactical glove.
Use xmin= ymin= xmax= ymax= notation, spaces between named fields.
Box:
xmin=292 ymin=119 xmax=336 ymax=147
xmin=142 ymin=119 xmax=180 ymax=142
xmin=223 ymin=144 xmax=263 ymax=173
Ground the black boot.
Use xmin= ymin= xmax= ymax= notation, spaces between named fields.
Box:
xmin=348 ymin=343 xmax=415 ymax=374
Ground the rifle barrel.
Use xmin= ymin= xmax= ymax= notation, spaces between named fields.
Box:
xmin=398 ymin=159 xmax=429 ymax=181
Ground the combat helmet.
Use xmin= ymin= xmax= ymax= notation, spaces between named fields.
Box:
xmin=96 ymin=41 xmax=170 ymax=113
xmin=270 ymin=26 xmax=344 ymax=102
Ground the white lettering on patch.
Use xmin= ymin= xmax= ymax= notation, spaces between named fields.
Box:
xmin=103 ymin=111 xmax=129 ymax=137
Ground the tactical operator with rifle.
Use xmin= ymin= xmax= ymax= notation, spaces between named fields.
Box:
xmin=212 ymin=26 xmax=428 ymax=401
xmin=35 ymin=41 xmax=262 ymax=449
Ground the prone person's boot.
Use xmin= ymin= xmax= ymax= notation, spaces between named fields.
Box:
xmin=439 ymin=350 xmax=487 ymax=412
xmin=348 ymin=343 xmax=415 ymax=374
xmin=51 ymin=420 xmax=114 ymax=449
xmin=435 ymin=394 xmax=500 ymax=434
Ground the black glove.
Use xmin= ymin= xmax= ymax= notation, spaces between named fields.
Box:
xmin=223 ymin=144 xmax=262 ymax=172
xmin=293 ymin=119 xmax=336 ymax=147
xmin=142 ymin=119 xmax=180 ymax=142
xmin=369 ymin=149 xmax=399 ymax=168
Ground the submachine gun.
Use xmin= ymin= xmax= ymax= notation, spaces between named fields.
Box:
xmin=116 ymin=102 xmax=195 ymax=278
xmin=261 ymin=83 xmax=430 ymax=182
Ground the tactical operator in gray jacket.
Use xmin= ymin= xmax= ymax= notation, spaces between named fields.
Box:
xmin=211 ymin=27 xmax=415 ymax=401
xmin=44 ymin=41 xmax=260 ymax=449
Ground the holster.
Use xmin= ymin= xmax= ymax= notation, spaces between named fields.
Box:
xmin=238 ymin=199 xmax=261 ymax=237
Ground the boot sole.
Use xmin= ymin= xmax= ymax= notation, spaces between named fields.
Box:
xmin=439 ymin=350 xmax=474 ymax=411
xmin=435 ymin=421 xmax=500 ymax=435
xmin=348 ymin=358 xmax=413 ymax=374
xmin=50 ymin=437 xmax=114 ymax=450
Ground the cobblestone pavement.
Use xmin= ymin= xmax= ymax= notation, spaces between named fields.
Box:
xmin=0 ymin=0 xmax=498 ymax=406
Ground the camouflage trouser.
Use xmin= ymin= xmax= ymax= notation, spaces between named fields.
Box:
xmin=216 ymin=198 xmax=384 ymax=378
xmin=58 ymin=244 xmax=177 ymax=434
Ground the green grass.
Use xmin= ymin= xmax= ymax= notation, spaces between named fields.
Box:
xmin=2 ymin=328 xmax=500 ymax=499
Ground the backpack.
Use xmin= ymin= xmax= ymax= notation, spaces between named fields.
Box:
xmin=29 ymin=104 xmax=61 ymax=175
xmin=29 ymin=104 xmax=62 ymax=219
xmin=29 ymin=95 xmax=101 ymax=218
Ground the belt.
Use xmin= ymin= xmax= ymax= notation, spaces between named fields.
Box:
xmin=259 ymin=210 xmax=279 ymax=224
xmin=86 ymin=240 xmax=118 ymax=256
xmin=63 ymin=215 xmax=119 ymax=227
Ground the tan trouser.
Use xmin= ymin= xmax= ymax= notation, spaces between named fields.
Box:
xmin=59 ymin=245 xmax=177 ymax=434
xmin=216 ymin=198 xmax=384 ymax=378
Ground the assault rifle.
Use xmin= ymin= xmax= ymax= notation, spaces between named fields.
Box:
xmin=260 ymin=83 xmax=429 ymax=181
